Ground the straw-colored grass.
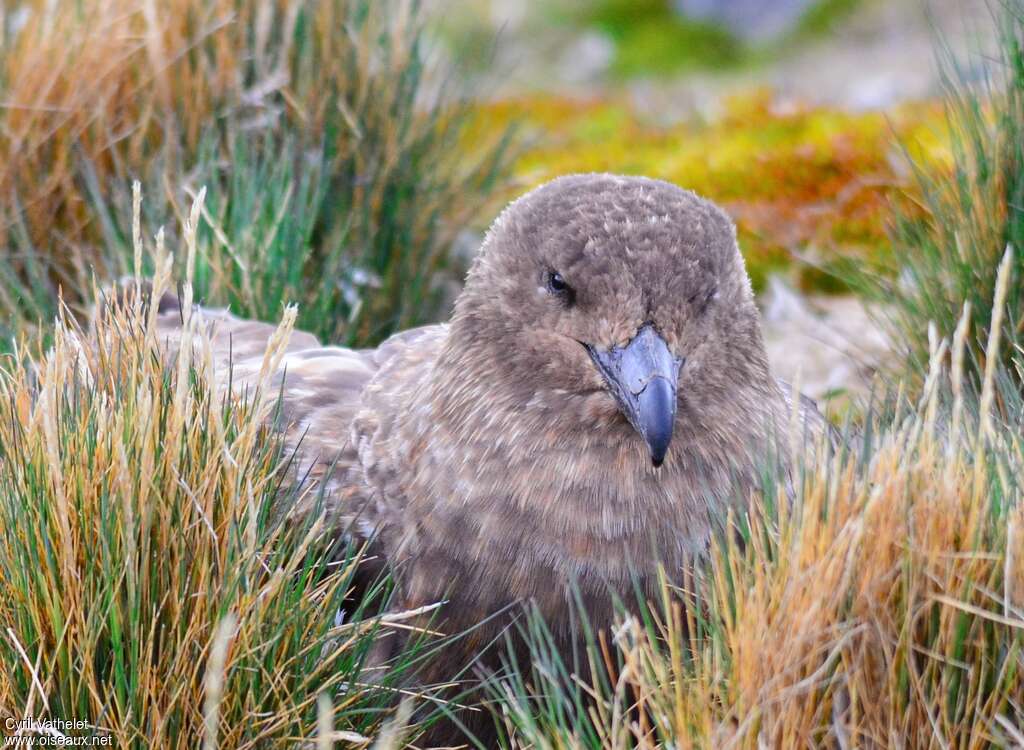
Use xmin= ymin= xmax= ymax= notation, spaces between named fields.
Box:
xmin=0 ymin=192 xmax=424 ymax=747
xmin=0 ymin=0 xmax=512 ymax=348
xmin=489 ymin=254 xmax=1024 ymax=748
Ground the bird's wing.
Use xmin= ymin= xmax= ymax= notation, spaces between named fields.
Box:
xmin=114 ymin=284 xmax=442 ymax=540
xmin=350 ymin=325 xmax=449 ymax=541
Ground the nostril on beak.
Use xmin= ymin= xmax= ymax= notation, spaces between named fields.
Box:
xmin=585 ymin=325 xmax=682 ymax=467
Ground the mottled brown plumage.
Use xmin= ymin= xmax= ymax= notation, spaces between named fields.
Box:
xmin=146 ymin=173 xmax=832 ymax=744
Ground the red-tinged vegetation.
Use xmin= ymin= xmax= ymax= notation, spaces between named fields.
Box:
xmin=468 ymin=91 xmax=949 ymax=291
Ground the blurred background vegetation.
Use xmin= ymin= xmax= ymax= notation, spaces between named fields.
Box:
xmin=433 ymin=0 xmax=1007 ymax=407
xmin=1 ymin=0 xmax=1001 ymax=405
xmin=0 ymin=0 xmax=512 ymax=348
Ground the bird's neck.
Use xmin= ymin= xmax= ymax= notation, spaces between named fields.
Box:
xmin=420 ymin=344 xmax=781 ymax=544
xmin=393 ymin=342 xmax=789 ymax=631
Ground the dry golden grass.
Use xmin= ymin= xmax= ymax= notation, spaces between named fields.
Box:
xmin=0 ymin=190 xmax=424 ymax=747
xmin=0 ymin=0 xmax=511 ymax=346
xmin=3 ymin=0 xmax=296 ymax=251
xmin=495 ymin=255 xmax=1024 ymax=748
xmin=0 ymin=203 xmax=1022 ymax=748
xmin=0 ymin=0 xmax=416 ymax=239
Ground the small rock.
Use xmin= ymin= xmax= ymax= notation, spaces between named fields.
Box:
xmin=558 ymin=31 xmax=615 ymax=85
xmin=673 ymin=0 xmax=817 ymax=41
xmin=760 ymin=275 xmax=890 ymax=404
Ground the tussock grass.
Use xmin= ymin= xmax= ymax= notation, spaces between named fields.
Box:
xmin=0 ymin=195 xmax=421 ymax=747
xmin=856 ymin=0 xmax=1024 ymax=392
xmin=4 ymin=197 xmax=1022 ymax=749
xmin=485 ymin=257 xmax=1024 ymax=748
xmin=0 ymin=0 xmax=512 ymax=349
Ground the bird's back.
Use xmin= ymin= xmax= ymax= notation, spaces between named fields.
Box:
xmin=135 ymin=286 xmax=445 ymax=536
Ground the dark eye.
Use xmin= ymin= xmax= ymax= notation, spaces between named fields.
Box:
xmin=546 ymin=271 xmax=574 ymax=303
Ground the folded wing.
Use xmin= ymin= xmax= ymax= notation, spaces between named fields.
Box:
xmin=115 ymin=284 xmax=443 ymax=543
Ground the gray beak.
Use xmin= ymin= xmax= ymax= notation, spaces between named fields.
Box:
xmin=587 ymin=324 xmax=683 ymax=468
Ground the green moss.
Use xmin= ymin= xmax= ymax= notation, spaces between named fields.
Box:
xmin=793 ymin=0 xmax=862 ymax=39
xmin=612 ymin=17 xmax=744 ymax=76
xmin=570 ymin=0 xmax=862 ymax=78
xmin=584 ymin=0 xmax=666 ymax=30
xmin=580 ymin=0 xmax=743 ymax=77
xmin=570 ymin=105 xmax=631 ymax=143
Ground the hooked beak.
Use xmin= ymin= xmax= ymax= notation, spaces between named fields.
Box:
xmin=586 ymin=324 xmax=683 ymax=468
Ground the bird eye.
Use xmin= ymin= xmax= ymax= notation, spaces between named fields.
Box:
xmin=544 ymin=270 xmax=569 ymax=293
xmin=544 ymin=272 xmax=577 ymax=307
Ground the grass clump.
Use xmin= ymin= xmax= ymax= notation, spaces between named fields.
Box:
xmin=855 ymin=0 xmax=1024 ymax=392
xmin=0 ymin=0 xmax=512 ymax=349
xmin=0 ymin=196 xmax=418 ymax=747
xmin=484 ymin=256 xmax=1024 ymax=748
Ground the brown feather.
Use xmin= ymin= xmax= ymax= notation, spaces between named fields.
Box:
xmin=119 ymin=174 xmax=837 ymax=745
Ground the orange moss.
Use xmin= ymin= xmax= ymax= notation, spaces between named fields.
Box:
xmin=468 ymin=90 xmax=949 ymax=291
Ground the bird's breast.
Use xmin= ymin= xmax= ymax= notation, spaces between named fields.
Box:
xmin=389 ymin=384 xmax=759 ymax=636
xmin=398 ymin=427 xmax=721 ymax=630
